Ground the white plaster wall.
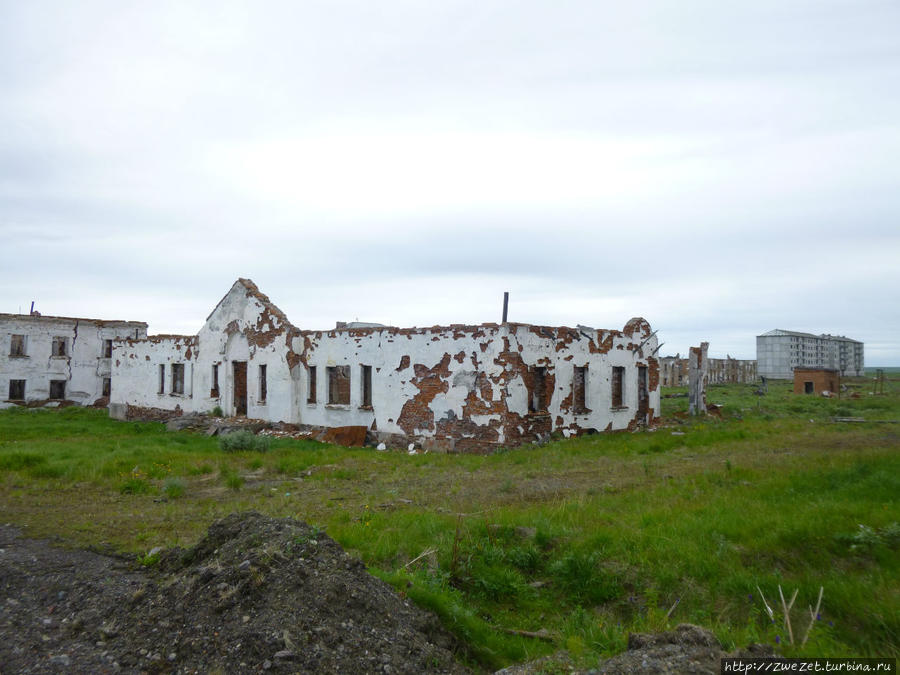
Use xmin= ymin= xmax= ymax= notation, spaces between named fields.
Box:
xmin=507 ymin=322 xmax=660 ymax=434
xmin=109 ymin=336 xmax=196 ymax=415
xmin=2 ymin=315 xmax=146 ymax=408
xmin=296 ymin=320 xmax=660 ymax=443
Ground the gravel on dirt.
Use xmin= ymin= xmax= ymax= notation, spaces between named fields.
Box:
xmin=0 ymin=512 xmax=470 ymax=674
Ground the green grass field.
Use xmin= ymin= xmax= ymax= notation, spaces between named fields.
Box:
xmin=0 ymin=376 xmax=897 ymax=669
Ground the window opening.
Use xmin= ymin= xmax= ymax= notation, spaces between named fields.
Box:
xmin=172 ymin=363 xmax=185 ymax=395
xmin=307 ymin=366 xmax=317 ymax=403
xmin=9 ymin=380 xmax=25 ymax=400
xmin=51 ymin=337 xmax=67 ymax=357
xmin=49 ymin=380 xmax=66 ymax=400
xmin=361 ymin=365 xmax=373 ymax=408
xmin=327 ymin=365 xmax=350 ymax=405
xmin=573 ymin=366 xmax=587 ymax=413
xmin=612 ymin=366 xmax=625 ymax=407
xmin=529 ymin=366 xmax=547 ymax=412
xmin=9 ymin=334 xmax=26 ymax=357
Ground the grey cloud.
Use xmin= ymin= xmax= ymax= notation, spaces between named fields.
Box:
xmin=0 ymin=0 xmax=898 ymax=363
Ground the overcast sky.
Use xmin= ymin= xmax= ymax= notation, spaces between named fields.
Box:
xmin=2 ymin=1 xmax=899 ymax=364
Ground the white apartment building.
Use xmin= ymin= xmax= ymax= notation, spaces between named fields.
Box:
xmin=756 ymin=329 xmax=864 ymax=379
xmin=2 ymin=313 xmax=147 ymax=407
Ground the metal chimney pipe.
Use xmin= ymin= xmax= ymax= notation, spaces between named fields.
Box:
xmin=502 ymin=292 xmax=509 ymax=323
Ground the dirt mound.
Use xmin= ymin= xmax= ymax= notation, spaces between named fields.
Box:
xmin=594 ymin=623 xmax=774 ymax=674
xmin=0 ymin=513 xmax=469 ymax=674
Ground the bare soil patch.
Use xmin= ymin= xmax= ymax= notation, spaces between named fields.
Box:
xmin=0 ymin=512 xmax=469 ymax=674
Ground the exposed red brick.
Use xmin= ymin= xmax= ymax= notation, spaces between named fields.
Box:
xmin=589 ymin=333 xmax=615 ymax=354
xmin=396 ymin=354 xmax=452 ymax=435
xmin=319 ymin=425 xmax=368 ymax=447
xmin=647 ymin=356 xmax=660 ymax=391
xmin=623 ymin=317 xmax=651 ymax=338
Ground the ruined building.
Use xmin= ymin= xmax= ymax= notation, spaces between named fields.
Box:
xmin=659 ymin=354 xmax=757 ymax=386
xmin=106 ymin=279 xmax=661 ymax=452
xmin=1 ymin=313 xmax=147 ymax=408
xmin=757 ymin=329 xmax=864 ymax=379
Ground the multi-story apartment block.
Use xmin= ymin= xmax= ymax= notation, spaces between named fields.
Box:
xmin=2 ymin=313 xmax=148 ymax=407
xmin=756 ymin=329 xmax=864 ymax=379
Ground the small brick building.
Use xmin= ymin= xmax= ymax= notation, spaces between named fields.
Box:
xmin=793 ymin=368 xmax=840 ymax=395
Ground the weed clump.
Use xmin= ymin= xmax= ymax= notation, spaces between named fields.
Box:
xmin=119 ymin=477 xmax=152 ymax=495
xmin=187 ymin=463 xmax=213 ymax=476
xmin=219 ymin=430 xmax=270 ymax=453
xmin=836 ymin=523 xmax=900 ymax=554
xmin=220 ymin=467 xmax=244 ymax=490
xmin=0 ymin=452 xmax=47 ymax=471
xmin=162 ymin=477 xmax=186 ymax=499
xmin=139 ymin=550 xmax=161 ymax=567
xmin=550 ymin=551 xmax=621 ymax=604
xmin=27 ymin=463 xmax=64 ymax=479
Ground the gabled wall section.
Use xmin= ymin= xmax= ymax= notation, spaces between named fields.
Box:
xmin=194 ymin=279 xmax=298 ymax=422
xmin=109 ymin=279 xmax=299 ymax=422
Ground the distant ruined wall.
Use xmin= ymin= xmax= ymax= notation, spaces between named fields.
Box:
xmin=707 ymin=357 xmax=757 ymax=384
xmin=660 ymin=355 xmax=689 ymax=387
xmin=660 ymin=354 xmax=756 ymax=386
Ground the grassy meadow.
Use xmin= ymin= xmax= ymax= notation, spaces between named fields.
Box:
xmin=0 ymin=376 xmax=897 ymax=669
